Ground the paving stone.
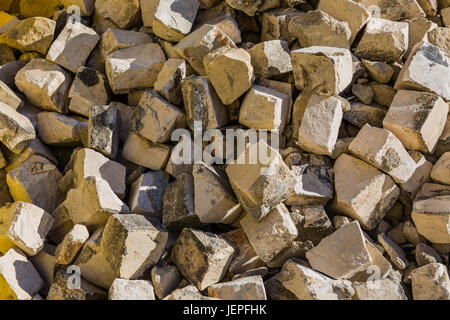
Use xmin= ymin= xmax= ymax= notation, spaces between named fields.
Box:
xmin=204 ymin=47 xmax=254 ymax=105
xmin=383 ymin=90 xmax=448 ymax=154
xmin=0 ymin=201 xmax=53 ymax=256
xmin=95 ymin=0 xmax=141 ymax=29
xmin=207 ymin=276 xmax=267 ymax=300
xmin=7 ymin=155 xmax=63 ymax=213
xmin=171 ymin=228 xmax=235 ymax=290
xmin=412 ymin=183 xmax=450 ymax=243
xmin=105 ymin=43 xmax=166 ymax=94
xmin=37 ymin=112 xmax=87 ymax=147
xmin=248 ymin=40 xmax=292 ymax=79
xmin=15 ymin=58 xmax=72 ymax=114
xmin=411 ymin=263 xmax=450 ymax=300
xmin=291 ymin=46 xmax=352 ymax=96
xmin=122 ymin=133 xmax=171 ymax=171
xmin=68 ymin=67 xmax=110 ymax=117
xmin=226 ymin=139 xmax=296 ymax=220
xmin=0 ymin=101 xmax=35 ymax=154
xmin=0 ymin=17 xmax=55 ymax=55
xmin=332 ymin=154 xmax=400 ymax=230
xmin=0 ymin=248 xmax=44 ymax=300
xmin=47 ymin=21 xmax=99 ymax=73
xmin=109 ymin=279 xmax=155 ymax=300
xmin=395 ymin=41 xmax=450 ymax=101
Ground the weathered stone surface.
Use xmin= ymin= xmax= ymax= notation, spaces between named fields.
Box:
xmin=181 ymin=75 xmax=228 ymax=130
xmin=54 ymin=224 xmax=89 ymax=265
xmin=355 ymin=18 xmax=408 ymax=63
xmin=133 ymin=90 xmax=185 ymax=144
xmin=306 ymin=221 xmax=372 ymax=280
xmin=47 ymin=21 xmax=99 ymax=73
xmin=162 ymin=173 xmax=204 ymax=231
xmin=412 ymin=183 xmax=450 ymax=243
xmin=351 ymin=84 xmax=374 ymax=105
xmin=297 ymin=95 xmax=344 ymax=156
xmin=152 ymin=0 xmax=200 ymax=42
xmin=284 ymin=152 xmax=334 ymax=206
xmin=204 ymin=47 xmax=254 ymax=105
xmin=226 ymin=139 xmax=296 ymax=220
xmin=0 ymin=102 xmax=35 ymax=154
xmin=332 ymin=154 xmax=400 ymax=230
xmin=248 ymin=40 xmax=292 ymax=79
xmin=225 ymin=0 xmax=279 ymax=16
xmin=100 ymin=28 xmax=153 ymax=61
xmin=71 ymin=148 xmax=126 ymax=198
xmin=275 ymin=259 xmax=355 ymax=300
xmin=63 ymin=176 xmax=129 ymax=230
xmin=289 ymin=205 xmax=334 ymax=246
xmin=395 ymin=41 xmax=450 ymax=101
xmin=406 ymin=17 xmax=437 ymax=58
xmin=378 ymin=233 xmax=409 ymax=270
xmin=349 ymin=125 xmax=417 ymax=184
xmin=0 ymin=17 xmax=55 ymax=55
xmin=291 ymin=46 xmax=352 ymax=95
xmin=174 ymin=24 xmax=236 ymax=76
xmin=221 ymin=228 xmax=265 ymax=275
xmin=105 ymin=43 xmax=166 ymax=94
xmin=318 ymin=0 xmax=370 ymax=44
xmin=383 ymin=90 xmax=448 ymax=154
xmin=154 ymin=59 xmax=189 ymax=105
xmin=239 ymin=85 xmax=289 ymax=133
xmin=171 ymin=228 xmax=235 ymax=290
xmin=192 ymin=162 xmax=240 ymax=224
xmin=362 ymin=60 xmax=395 ymax=84
xmin=411 ymin=263 xmax=450 ymax=300
xmin=68 ymin=67 xmax=109 ymax=117
xmin=37 ymin=112 xmax=87 ymax=147
xmin=401 ymin=151 xmax=433 ymax=199
xmin=208 ymin=276 xmax=267 ymax=300
xmin=241 ymin=204 xmax=297 ymax=263
xmin=15 ymin=59 xmax=72 ymax=114
xmin=289 ymin=10 xmax=351 ymax=48
xmin=427 ymin=27 xmax=450 ymax=58
xmin=47 ymin=270 xmax=106 ymax=300
xmin=0 ymin=81 xmax=23 ymax=110
xmin=0 ymin=248 xmax=43 ymax=300
xmin=343 ymin=103 xmax=386 ymax=129
xmin=109 ymin=279 xmax=155 ymax=300
xmin=415 ymin=243 xmax=443 ymax=266
xmin=0 ymin=201 xmax=53 ymax=256
xmin=151 ymin=265 xmax=181 ymax=299
xmin=88 ymin=105 xmax=120 ymax=158
xmin=351 ymin=239 xmax=393 ymax=282
xmin=95 ymin=0 xmax=141 ymax=29
xmin=261 ymin=8 xmax=304 ymax=43
xmin=7 ymin=155 xmax=62 ymax=213
xmin=359 ymin=0 xmax=425 ymax=20
xmin=122 ymin=133 xmax=171 ymax=170
xmin=431 ymin=152 xmax=450 ymax=185
xmin=352 ymin=274 xmax=407 ymax=300
xmin=129 ymin=171 xmax=169 ymax=220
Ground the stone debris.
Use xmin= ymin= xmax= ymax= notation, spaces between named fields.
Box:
xmin=207 ymin=276 xmax=267 ymax=300
xmin=0 ymin=0 xmax=447 ymax=301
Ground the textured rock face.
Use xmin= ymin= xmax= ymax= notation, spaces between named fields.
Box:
xmin=0 ymin=0 xmax=448 ymax=302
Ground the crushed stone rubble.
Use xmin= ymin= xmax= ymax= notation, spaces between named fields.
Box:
xmin=0 ymin=0 xmax=449 ymax=301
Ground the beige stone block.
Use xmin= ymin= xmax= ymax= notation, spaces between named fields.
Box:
xmin=208 ymin=276 xmax=267 ymax=300
xmin=109 ymin=279 xmax=155 ymax=300
xmin=332 ymin=154 xmax=400 ymax=230
xmin=0 ymin=101 xmax=35 ymax=154
xmin=54 ymin=224 xmax=89 ymax=265
xmin=15 ymin=59 xmax=72 ymax=114
xmin=291 ymin=46 xmax=352 ymax=95
xmin=122 ymin=133 xmax=171 ymax=171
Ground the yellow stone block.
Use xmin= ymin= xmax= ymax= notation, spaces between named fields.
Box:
xmin=19 ymin=0 xmax=60 ymax=18
xmin=0 ymin=237 xmax=14 ymax=255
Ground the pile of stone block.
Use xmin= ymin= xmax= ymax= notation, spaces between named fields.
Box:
xmin=0 ymin=0 xmax=449 ymax=300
